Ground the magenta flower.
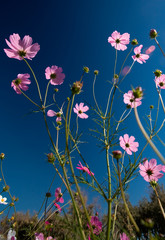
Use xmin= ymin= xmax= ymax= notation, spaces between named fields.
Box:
xmin=87 ymin=216 xmax=102 ymax=235
xmin=120 ymin=233 xmax=130 ymax=240
xmin=145 ymin=45 xmax=155 ymax=55
xmin=76 ymin=161 xmax=94 ymax=176
xmin=139 ymin=159 xmax=164 ymax=182
xmin=11 ymin=73 xmax=31 ymax=94
xmin=155 ymin=74 xmax=165 ymax=89
xmin=55 ymin=187 xmax=64 ymax=203
xmin=132 ymin=45 xmax=149 ymax=64
xmin=47 ymin=109 xmax=62 ymax=122
xmin=73 ymin=103 xmax=89 ymax=119
xmin=123 ymin=90 xmax=142 ymax=108
xmin=4 ymin=33 xmax=40 ymax=60
xmin=35 ymin=233 xmax=44 ymax=240
xmin=108 ymin=31 xmax=130 ymax=51
xmin=46 ymin=237 xmax=56 ymax=240
xmin=45 ymin=66 xmax=65 ymax=86
xmin=162 ymin=165 xmax=165 ymax=172
xmin=119 ymin=134 xmax=139 ymax=155
xmin=54 ymin=202 xmax=62 ymax=212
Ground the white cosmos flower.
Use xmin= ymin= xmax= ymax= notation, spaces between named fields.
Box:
xmin=7 ymin=229 xmax=17 ymax=240
xmin=0 ymin=195 xmax=7 ymax=204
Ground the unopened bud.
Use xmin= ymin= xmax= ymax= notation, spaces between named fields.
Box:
xmin=46 ymin=192 xmax=52 ymax=198
xmin=154 ymin=69 xmax=162 ymax=77
xmin=131 ymin=39 xmax=138 ymax=45
xmin=83 ymin=66 xmax=89 ymax=73
xmin=133 ymin=87 xmax=143 ymax=99
xmin=47 ymin=153 xmax=55 ymax=163
xmin=0 ymin=153 xmax=5 ymax=160
xmin=10 ymin=202 xmax=15 ymax=207
xmin=94 ymin=70 xmax=99 ymax=75
xmin=150 ymin=29 xmax=158 ymax=39
xmin=150 ymin=180 xmax=157 ymax=187
xmin=112 ymin=150 xmax=122 ymax=160
xmin=54 ymin=88 xmax=59 ymax=92
xmin=3 ymin=185 xmax=10 ymax=192
xmin=126 ymin=104 xmax=131 ymax=109
xmin=150 ymin=105 xmax=154 ymax=109
xmin=57 ymin=121 xmax=62 ymax=126
xmin=71 ymin=81 xmax=83 ymax=95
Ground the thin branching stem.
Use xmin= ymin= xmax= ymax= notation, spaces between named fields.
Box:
xmin=134 ymin=106 xmax=165 ymax=165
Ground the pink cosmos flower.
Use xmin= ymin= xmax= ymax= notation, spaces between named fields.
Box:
xmin=46 ymin=237 xmax=56 ymax=240
xmin=55 ymin=187 xmax=64 ymax=203
xmin=162 ymin=165 xmax=165 ymax=172
xmin=139 ymin=159 xmax=164 ymax=182
xmin=120 ymin=233 xmax=130 ymax=240
xmin=45 ymin=66 xmax=65 ymax=86
xmin=76 ymin=161 xmax=94 ymax=176
xmin=119 ymin=134 xmax=139 ymax=155
xmin=73 ymin=103 xmax=89 ymax=119
xmin=7 ymin=229 xmax=16 ymax=240
xmin=35 ymin=233 xmax=44 ymax=240
xmin=47 ymin=109 xmax=62 ymax=122
xmin=54 ymin=202 xmax=62 ymax=212
xmin=87 ymin=216 xmax=102 ymax=235
xmin=4 ymin=33 xmax=40 ymax=60
xmin=123 ymin=90 xmax=142 ymax=108
xmin=108 ymin=31 xmax=130 ymax=51
xmin=155 ymin=74 xmax=165 ymax=89
xmin=132 ymin=45 xmax=149 ymax=64
xmin=11 ymin=73 xmax=31 ymax=94
xmin=145 ymin=45 xmax=155 ymax=55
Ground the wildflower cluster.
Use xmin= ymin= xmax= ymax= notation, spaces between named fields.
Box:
xmin=2 ymin=27 xmax=165 ymax=240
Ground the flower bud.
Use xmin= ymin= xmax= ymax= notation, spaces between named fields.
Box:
xmin=3 ymin=185 xmax=10 ymax=192
xmin=0 ymin=153 xmax=5 ymax=160
xmin=131 ymin=39 xmax=138 ymax=45
xmin=94 ymin=70 xmax=99 ymax=75
xmin=126 ymin=104 xmax=131 ymax=109
xmin=154 ymin=69 xmax=162 ymax=77
xmin=57 ymin=121 xmax=62 ymax=126
xmin=150 ymin=180 xmax=157 ymax=187
xmin=133 ymin=87 xmax=143 ymax=99
xmin=141 ymin=218 xmax=154 ymax=229
xmin=10 ymin=202 xmax=15 ymax=207
xmin=112 ymin=150 xmax=122 ymax=159
xmin=47 ymin=153 xmax=55 ymax=163
xmin=71 ymin=81 xmax=83 ymax=95
xmin=83 ymin=66 xmax=89 ymax=73
xmin=54 ymin=88 xmax=59 ymax=92
xmin=46 ymin=192 xmax=52 ymax=198
xmin=11 ymin=216 xmax=14 ymax=221
xmin=150 ymin=105 xmax=154 ymax=109
xmin=150 ymin=29 xmax=158 ymax=39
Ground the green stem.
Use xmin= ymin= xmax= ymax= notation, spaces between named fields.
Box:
xmin=65 ymin=96 xmax=94 ymax=240
xmin=23 ymin=58 xmax=43 ymax=104
xmin=117 ymin=160 xmax=140 ymax=234
xmin=44 ymin=80 xmax=51 ymax=107
xmin=106 ymin=147 xmax=112 ymax=240
xmin=118 ymin=47 xmax=133 ymax=78
xmin=93 ymin=74 xmax=101 ymax=114
xmin=14 ymin=84 xmax=41 ymax=109
xmin=154 ymin=38 xmax=165 ymax=57
xmin=118 ymin=61 xmax=135 ymax=85
xmin=134 ymin=106 xmax=165 ymax=165
xmin=153 ymin=186 xmax=165 ymax=220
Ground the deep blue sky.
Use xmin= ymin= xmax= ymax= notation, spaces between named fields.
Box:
xmin=0 ymin=0 xmax=165 ymax=216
